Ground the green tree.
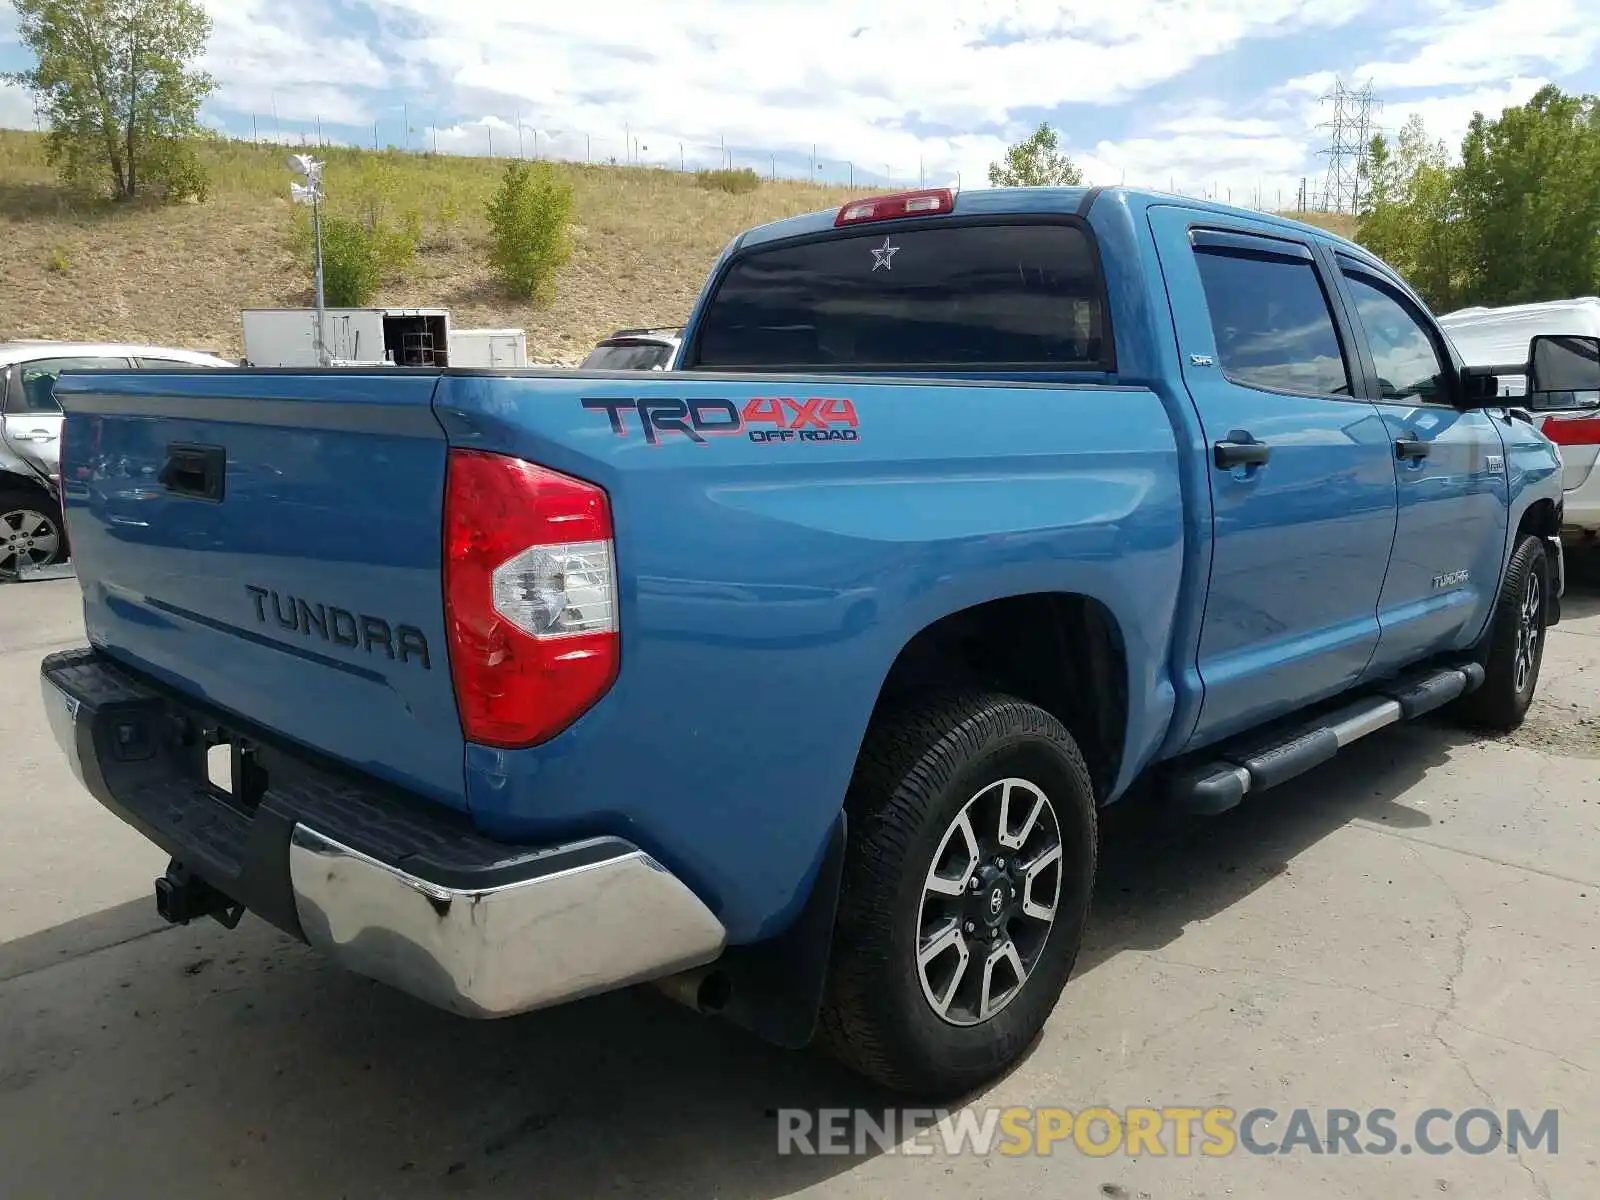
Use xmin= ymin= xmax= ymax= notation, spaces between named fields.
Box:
xmin=485 ymin=160 xmax=575 ymax=303
xmin=4 ymin=0 xmax=217 ymax=201
xmin=1356 ymin=116 xmax=1465 ymax=310
xmin=1454 ymin=85 xmax=1600 ymax=306
xmin=988 ymin=121 xmax=1083 ymax=187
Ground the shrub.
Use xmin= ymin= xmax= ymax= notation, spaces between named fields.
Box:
xmin=45 ymin=246 xmax=70 ymax=273
xmin=376 ymin=206 xmax=421 ymax=275
xmin=290 ymin=184 xmax=419 ymax=308
xmin=318 ymin=214 xmax=383 ymax=307
xmin=146 ymin=138 xmax=210 ymax=202
xmin=695 ymin=167 xmax=760 ymax=194
xmin=485 ymin=160 xmax=575 ymax=303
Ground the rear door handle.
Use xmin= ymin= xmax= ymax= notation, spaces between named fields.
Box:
xmin=1213 ymin=434 xmax=1271 ymax=469
xmin=11 ymin=429 xmax=57 ymax=443
xmin=1395 ymin=435 xmax=1431 ymax=461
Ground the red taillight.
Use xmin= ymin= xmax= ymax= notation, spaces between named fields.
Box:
xmin=834 ymin=188 xmax=955 ymax=227
xmin=1539 ymin=413 xmax=1600 ymax=447
xmin=443 ymin=449 xmax=619 ymax=748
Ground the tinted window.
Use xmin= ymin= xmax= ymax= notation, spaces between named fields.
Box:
xmin=7 ymin=357 xmax=127 ymax=414
xmin=1341 ymin=273 xmax=1448 ymax=402
xmin=693 ymin=222 xmax=1108 ymax=369
xmin=1194 ymin=249 xmax=1350 ymax=395
xmin=582 ymin=342 xmax=674 ymax=371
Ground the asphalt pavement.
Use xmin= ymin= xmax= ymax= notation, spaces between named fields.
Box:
xmin=2 ymin=566 xmax=1597 ymax=1199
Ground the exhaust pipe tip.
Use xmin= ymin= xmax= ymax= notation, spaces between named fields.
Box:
xmin=653 ymin=966 xmax=731 ymax=1014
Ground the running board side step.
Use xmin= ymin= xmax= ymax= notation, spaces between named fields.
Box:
xmin=1173 ymin=662 xmax=1485 ymax=815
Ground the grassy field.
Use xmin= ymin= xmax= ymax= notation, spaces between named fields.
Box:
xmin=0 ymin=130 xmax=1358 ymax=361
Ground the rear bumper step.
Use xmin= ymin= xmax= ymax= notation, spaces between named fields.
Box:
xmin=1174 ymin=663 xmax=1484 ymax=815
xmin=40 ymin=647 xmax=726 ymax=1018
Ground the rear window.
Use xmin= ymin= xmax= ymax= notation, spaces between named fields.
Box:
xmin=690 ymin=221 xmax=1109 ymax=370
xmin=582 ymin=341 xmax=674 ymax=371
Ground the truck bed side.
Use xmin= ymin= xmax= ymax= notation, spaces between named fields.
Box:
xmin=431 ymin=370 xmax=1185 ymax=940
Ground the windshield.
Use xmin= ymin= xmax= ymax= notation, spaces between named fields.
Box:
xmin=582 ymin=341 xmax=675 ymax=371
xmin=690 ymin=220 xmax=1109 ymax=370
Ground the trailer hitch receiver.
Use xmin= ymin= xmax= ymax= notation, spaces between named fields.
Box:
xmin=155 ymin=861 xmax=244 ymax=929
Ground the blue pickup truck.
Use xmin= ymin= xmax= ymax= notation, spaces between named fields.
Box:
xmin=43 ymin=186 xmax=1595 ymax=1097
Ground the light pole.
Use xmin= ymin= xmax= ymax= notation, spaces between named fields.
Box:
xmin=288 ymin=155 xmax=329 ymax=366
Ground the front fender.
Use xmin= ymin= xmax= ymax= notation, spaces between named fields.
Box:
xmin=1501 ymin=410 xmax=1563 ymax=560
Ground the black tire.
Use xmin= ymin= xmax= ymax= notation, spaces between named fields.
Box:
xmin=818 ymin=692 xmax=1097 ymax=1097
xmin=1454 ymin=534 xmax=1548 ymax=732
xmin=0 ymin=488 xmax=66 ymax=581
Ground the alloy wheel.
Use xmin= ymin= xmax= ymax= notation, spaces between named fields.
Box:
xmin=915 ymin=777 xmax=1064 ymax=1027
xmin=1514 ymin=568 xmax=1542 ymax=695
xmin=0 ymin=507 xmax=62 ymax=578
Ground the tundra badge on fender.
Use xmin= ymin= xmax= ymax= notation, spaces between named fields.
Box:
xmin=245 ymin=585 xmax=431 ymax=668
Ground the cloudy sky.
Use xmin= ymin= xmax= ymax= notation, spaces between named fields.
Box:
xmin=2 ymin=0 xmax=1598 ymax=204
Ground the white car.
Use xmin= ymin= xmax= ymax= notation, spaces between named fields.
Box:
xmin=0 ymin=341 xmax=235 ymax=578
xmin=1439 ymin=300 xmax=1600 ymax=540
xmin=580 ymin=327 xmax=683 ymax=371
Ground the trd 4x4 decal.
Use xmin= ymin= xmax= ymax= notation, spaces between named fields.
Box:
xmin=582 ymin=396 xmax=861 ymax=445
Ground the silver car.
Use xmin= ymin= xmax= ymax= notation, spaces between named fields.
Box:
xmin=579 ymin=327 xmax=683 ymax=371
xmin=1 ymin=341 xmax=235 ymax=578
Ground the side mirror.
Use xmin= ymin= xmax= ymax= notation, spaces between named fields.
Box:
xmin=1459 ymin=366 xmax=1502 ymax=407
xmin=1527 ymin=334 xmax=1600 ymax=411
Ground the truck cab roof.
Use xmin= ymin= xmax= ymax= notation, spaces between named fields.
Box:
xmin=732 ymin=185 xmax=1367 ymax=255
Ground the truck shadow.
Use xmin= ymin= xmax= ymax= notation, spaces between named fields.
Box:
xmin=1080 ymin=717 xmax=1457 ymax=975
xmin=0 ymin=717 xmax=1485 ymax=1199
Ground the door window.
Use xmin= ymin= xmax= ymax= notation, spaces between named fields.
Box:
xmin=6 ymin=357 xmax=130 ymax=414
xmin=1340 ymin=273 xmax=1449 ymax=403
xmin=1193 ymin=247 xmax=1352 ymax=396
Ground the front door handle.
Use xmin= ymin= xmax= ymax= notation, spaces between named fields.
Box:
xmin=1395 ymin=435 xmax=1431 ymax=461
xmin=10 ymin=429 xmax=57 ymax=443
xmin=1214 ymin=434 xmax=1271 ymax=469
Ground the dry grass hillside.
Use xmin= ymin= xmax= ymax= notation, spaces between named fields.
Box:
xmin=0 ymin=130 xmax=1358 ymax=361
xmin=0 ymin=131 xmax=862 ymax=362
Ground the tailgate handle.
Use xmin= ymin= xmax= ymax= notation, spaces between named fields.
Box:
xmin=160 ymin=443 xmax=226 ymax=501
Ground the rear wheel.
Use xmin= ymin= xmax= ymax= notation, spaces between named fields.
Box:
xmin=0 ymin=490 xmax=65 ymax=581
xmin=1455 ymin=534 xmax=1548 ymax=732
xmin=819 ymin=693 xmax=1097 ymax=1096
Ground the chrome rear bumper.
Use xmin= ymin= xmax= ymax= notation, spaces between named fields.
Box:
xmin=41 ymin=648 xmax=726 ymax=1020
xmin=288 ymin=826 xmax=726 ymax=1018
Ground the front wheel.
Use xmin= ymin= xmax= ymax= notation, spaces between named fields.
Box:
xmin=818 ymin=693 xmax=1097 ymax=1096
xmin=1455 ymin=534 xmax=1548 ymax=732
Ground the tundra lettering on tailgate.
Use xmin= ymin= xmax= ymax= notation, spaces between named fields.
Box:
xmin=245 ymin=585 xmax=431 ymax=668
xmin=582 ymin=396 xmax=861 ymax=445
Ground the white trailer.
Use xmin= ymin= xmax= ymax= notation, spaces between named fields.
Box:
xmin=241 ymin=307 xmax=452 ymax=368
xmin=448 ymin=328 xmax=528 ymax=369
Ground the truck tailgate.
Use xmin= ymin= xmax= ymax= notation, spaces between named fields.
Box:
xmin=54 ymin=370 xmax=466 ymax=809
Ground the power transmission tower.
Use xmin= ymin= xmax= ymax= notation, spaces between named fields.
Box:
xmin=1316 ymin=79 xmax=1379 ymax=213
